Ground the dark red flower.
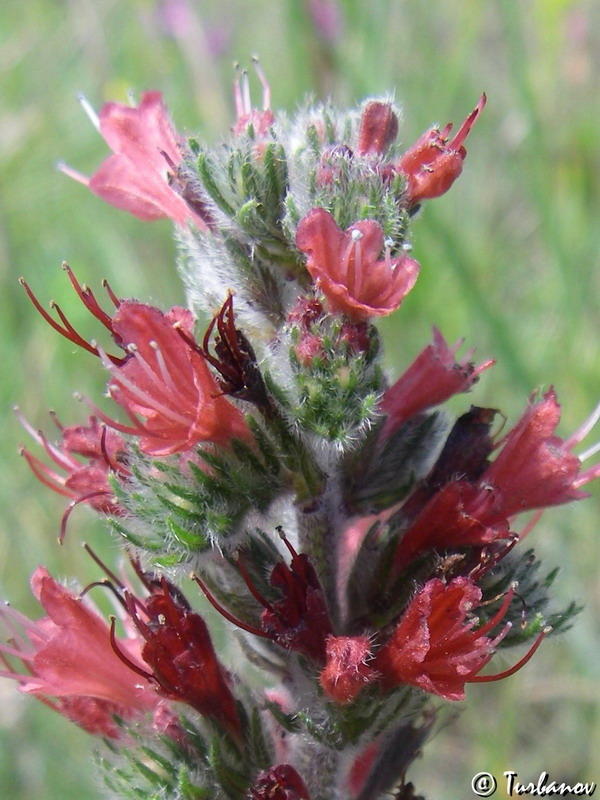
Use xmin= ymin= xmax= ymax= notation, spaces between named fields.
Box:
xmin=196 ymin=535 xmax=333 ymax=664
xmin=398 ymin=94 xmax=486 ymax=208
xmin=296 ymin=207 xmax=420 ymax=321
xmin=114 ymin=578 xmax=241 ymax=739
xmin=247 ymin=764 xmax=311 ymax=800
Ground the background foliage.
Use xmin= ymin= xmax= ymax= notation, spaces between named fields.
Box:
xmin=1 ymin=1 xmax=599 ymax=797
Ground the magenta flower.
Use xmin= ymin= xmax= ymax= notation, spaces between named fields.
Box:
xmin=398 ymin=94 xmax=486 ymax=208
xmin=62 ymin=92 xmax=208 ymax=228
xmin=0 ymin=567 xmax=160 ymax=738
xmin=381 ymin=327 xmax=494 ymax=437
xmin=295 ymin=207 xmax=420 ymax=320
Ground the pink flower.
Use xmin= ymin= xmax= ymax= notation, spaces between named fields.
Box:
xmin=16 ymin=410 xmax=128 ymax=541
xmin=62 ymin=92 xmax=208 ymax=228
xmin=295 ymin=208 xmax=420 ymax=321
xmin=319 ymin=635 xmax=377 ymax=703
xmin=0 ymin=567 xmax=159 ymax=738
xmin=398 ymin=94 xmax=486 ymax=208
xmin=381 ymin=327 xmax=494 ymax=437
xmin=374 ymin=577 xmax=514 ymax=701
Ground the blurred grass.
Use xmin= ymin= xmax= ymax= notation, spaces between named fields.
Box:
xmin=1 ymin=1 xmax=599 ymax=798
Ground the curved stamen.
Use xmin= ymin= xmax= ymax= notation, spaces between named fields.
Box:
xmin=101 ymin=278 xmax=121 ymax=309
xmin=19 ymin=448 xmax=70 ymax=496
xmin=235 ymin=556 xmax=276 ymax=613
xmin=108 ymin=616 xmax=155 ymax=682
xmin=251 ymin=56 xmax=271 ymax=110
xmin=192 ymin=574 xmax=273 ymax=640
xmin=471 ymin=625 xmax=551 ymax=683
xmin=59 ymin=491 xmax=113 ymax=543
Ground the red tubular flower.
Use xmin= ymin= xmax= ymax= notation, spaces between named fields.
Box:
xmin=398 ymin=94 xmax=486 ymax=208
xmin=480 ymin=388 xmax=587 ymax=520
xmin=357 ymin=101 xmax=399 ymax=156
xmin=0 ymin=567 xmax=160 ymax=738
xmin=21 ymin=269 xmax=250 ymax=456
xmin=248 ymin=764 xmax=311 ymax=800
xmin=319 ymin=635 xmax=377 ymax=703
xmin=296 ymin=207 xmax=420 ymax=321
xmin=62 ymin=92 xmax=208 ymax=228
xmin=102 ymin=301 xmax=250 ymax=455
xmin=381 ymin=327 xmax=494 ymax=438
xmin=16 ymin=410 xmax=128 ymax=541
xmin=116 ymin=579 xmax=241 ymax=739
xmin=391 ymin=481 xmax=511 ymax=574
xmin=374 ymin=577 xmax=547 ymax=701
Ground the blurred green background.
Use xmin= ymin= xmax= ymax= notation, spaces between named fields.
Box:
xmin=1 ymin=1 xmax=599 ymax=798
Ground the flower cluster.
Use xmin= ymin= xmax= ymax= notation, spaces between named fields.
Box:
xmin=3 ymin=69 xmax=599 ymax=800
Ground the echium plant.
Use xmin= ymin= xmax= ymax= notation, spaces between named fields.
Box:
xmin=3 ymin=64 xmax=600 ymax=800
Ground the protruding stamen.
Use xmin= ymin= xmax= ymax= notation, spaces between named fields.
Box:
xmin=251 ymin=55 xmax=271 ymax=110
xmin=192 ymin=573 xmax=273 ymax=639
xmin=233 ymin=62 xmax=244 ymax=118
xmin=471 ymin=625 xmax=551 ymax=683
xmin=236 ymin=557 xmax=276 ymax=613
xmin=108 ymin=616 xmax=154 ymax=681
xmin=101 ymin=278 xmax=121 ymax=309
xmin=58 ymin=491 xmax=111 ymax=543
xmin=565 ymin=398 xmax=600 ymax=449
xmin=83 ymin=542 xmax=125 ymax=589
xmin=56 ymin=161 xmax=90 ymax=186
xmin=241 ymin=69 xmax=251 ymax=115
xmin=77 ymin=93 xmax=100 ymax=131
